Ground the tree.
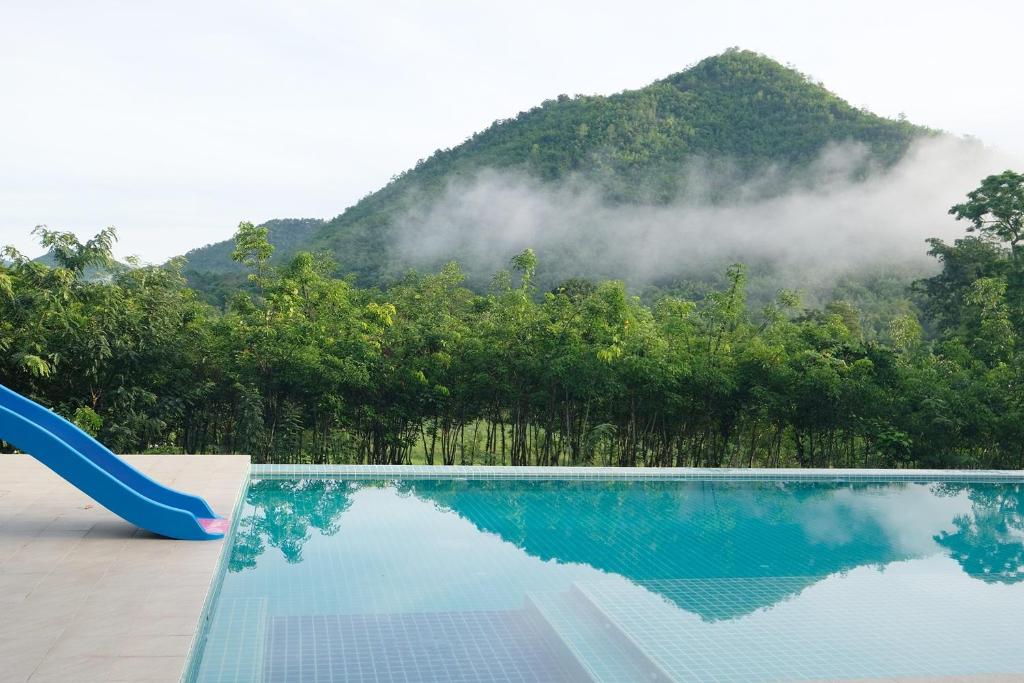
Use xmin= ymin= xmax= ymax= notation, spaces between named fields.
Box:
xmin=950 ymin=171 xmax=1024 ymax=262
xmin=230 ymin=221 xmax=275 ymax=283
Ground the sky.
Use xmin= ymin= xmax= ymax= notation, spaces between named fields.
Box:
xmin=1 ymin=0 xmax=1022 ymax=263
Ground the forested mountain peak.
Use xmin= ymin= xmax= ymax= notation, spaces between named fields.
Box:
xmin=182 ymin=49 xmax=931 ymax=291
xmin=655 ymin=49 xmax=922 ymax=164
xmin=664 ymin=48 xmax=831 ymax=97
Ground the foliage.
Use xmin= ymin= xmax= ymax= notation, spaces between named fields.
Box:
xmin=4 ymin=168 xmax=1024 ymax=470
xmin=949 ymin=170 xmax=1024 ymax=261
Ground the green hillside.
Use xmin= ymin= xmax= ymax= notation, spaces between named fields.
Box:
xmin=183 ymin=49 xmax=929 ymax=288
xmin=183 ymin=217 xmax=324 ymax=274
xmin=182 ymin=218 xmax=324 ymax=301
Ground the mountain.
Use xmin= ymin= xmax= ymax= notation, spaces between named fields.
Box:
xmin=182 ymin=49 xmax=931 ymax=292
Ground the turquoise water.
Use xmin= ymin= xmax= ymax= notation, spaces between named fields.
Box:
xmin=191 ymin=477 xmax=1024 ymax=682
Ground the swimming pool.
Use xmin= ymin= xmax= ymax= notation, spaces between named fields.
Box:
xmin=188 ymin=468 xmax=1024 ymax=682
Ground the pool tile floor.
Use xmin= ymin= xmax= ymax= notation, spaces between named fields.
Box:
xmin=264 ymin=610 xmax=590 ymax=683
xmin=0 ymin=454 xmax=249 ymax=683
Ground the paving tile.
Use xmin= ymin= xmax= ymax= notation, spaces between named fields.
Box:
xmin=0 ymin=601 xmax=79 ymax=636
xmin=46 ymin=516 xmax=99 ymax=532
xmin=1 ymin=554 xmax=69 ymax=574
xmin=0 ymin=455 xmax=249 ymax=683
xmin=118 ymin=634 xmax=194 ymax=657
xmin=0 ymin=663 xmax=36 ymax=683
xmin=0 ymin=638 xmax=57 ymax=669
xmin=140 ymin=593 xmax=207 ymax=618
xmin=27 ymin=655 xmax=117 ymax=682
xmin=129 ymin=615 xmax=201 ymax=636
xmin=107 ymin=655 xmax=188 ymax=681
xmin=0 ymin=572 xmax=46 ymax=602
xmin=59 ymin=615 xmax=137 ymax=639
xmin=45 ymin=634 xmax=124 ymax=658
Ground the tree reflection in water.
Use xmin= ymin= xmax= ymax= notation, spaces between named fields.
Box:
xmin=228 ymin=477 xmax=1024 ymax=613
xmin=934 ymin=483 xmax=1023 ymax=583
xmin=229 ymin=478 xmax=354 ymax=571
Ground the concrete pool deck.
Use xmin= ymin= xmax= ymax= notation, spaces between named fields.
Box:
xmin=0 ymin=454 xmax=249 ymax=683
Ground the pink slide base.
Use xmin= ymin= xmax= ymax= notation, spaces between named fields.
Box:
xmin=198 ymin=517 xmax=230 ymax=534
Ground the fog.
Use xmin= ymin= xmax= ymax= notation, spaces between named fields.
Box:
xmin=392 ymin=136 xmax=1019 ymax=296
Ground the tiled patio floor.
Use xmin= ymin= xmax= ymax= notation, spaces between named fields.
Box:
xmin=0 ymin=454 xmax=249 ymax=683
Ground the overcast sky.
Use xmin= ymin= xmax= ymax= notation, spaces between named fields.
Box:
xmin=2 ymin=0 xmax=1021 ymax=262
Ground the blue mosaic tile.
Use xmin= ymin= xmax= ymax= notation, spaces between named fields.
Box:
xmin=264 ymin=611 xmax=589 ymax=682
xmin=189 ymin=474 xmax=1024 ymax=682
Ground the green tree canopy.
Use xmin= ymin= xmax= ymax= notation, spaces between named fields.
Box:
xmin=950 ymin=170 xmax=1024 ymax=261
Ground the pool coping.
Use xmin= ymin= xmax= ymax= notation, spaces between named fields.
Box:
xmin=179 ymin=474 xmax=253 ymax=683
xmin=249 ymin=464 xmax=1024 ymax=483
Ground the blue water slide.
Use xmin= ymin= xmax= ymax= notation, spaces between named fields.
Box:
xmin=0 ymin=384 xmax=224 ymax=540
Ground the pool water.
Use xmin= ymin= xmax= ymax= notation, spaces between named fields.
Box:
xmin=190 ymin=476 xmax=1024 ymax=682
